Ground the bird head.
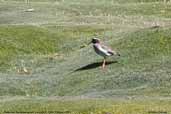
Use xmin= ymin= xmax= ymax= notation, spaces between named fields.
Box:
xmin=91 ymin=38 xmax=100 ymax=44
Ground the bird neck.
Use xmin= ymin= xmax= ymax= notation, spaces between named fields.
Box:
xmin=95 ymin=42 xmax=100 ymax=45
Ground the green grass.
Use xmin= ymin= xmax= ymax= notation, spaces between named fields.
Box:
xmin=0 ymin=25 xmax=106 ymax=72
xmin=1 ymin=97 xmax=171 ymax=114
xmin=1 ymin=0 xmax=171 ymax=113
xmin=55 ymin=27 xmax=171 ymax=97
xmin=0 ymin=26 xmax=59 ymax=71
xmin=0 ymin=25 xmax=171 ymax=97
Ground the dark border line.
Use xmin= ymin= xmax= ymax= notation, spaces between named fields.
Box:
xmin=4 ymin=111 xmax=70 ymax=114
xmin=148 ymin=111 xmax=167 ymax=114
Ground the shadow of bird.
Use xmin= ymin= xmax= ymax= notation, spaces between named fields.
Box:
xmin=74 ymin=61 xmax=117 ymax=71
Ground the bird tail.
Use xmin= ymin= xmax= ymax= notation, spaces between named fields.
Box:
xmin=108 ymin=51 xmax=114 ymax=56
xmin=108 ymin=50 xmax=120 ymax=57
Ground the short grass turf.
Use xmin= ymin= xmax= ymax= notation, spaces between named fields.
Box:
xmin=1 ymin=97 xmax=171 ymax=114
xmin=1 ymin=0 xmax=171 ymax=113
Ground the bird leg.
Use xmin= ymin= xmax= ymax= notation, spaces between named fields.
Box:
xmin=102 ymin=58 xmax=106 ymax=68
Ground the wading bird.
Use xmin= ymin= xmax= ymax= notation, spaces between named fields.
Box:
xmin=91 ymin=38 xmax=120 ymax=68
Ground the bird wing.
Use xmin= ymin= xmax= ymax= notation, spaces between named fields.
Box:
xmin=101 ymin=44 xmax=114 ymax=55
xmin=94 ymin=44 xmax=111 ymax=56
xmin=101 ymin=44 xmax=121 ymax=56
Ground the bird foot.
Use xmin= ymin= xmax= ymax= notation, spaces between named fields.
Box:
xmin=101 ymin=65 xmax=105 ymax=69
